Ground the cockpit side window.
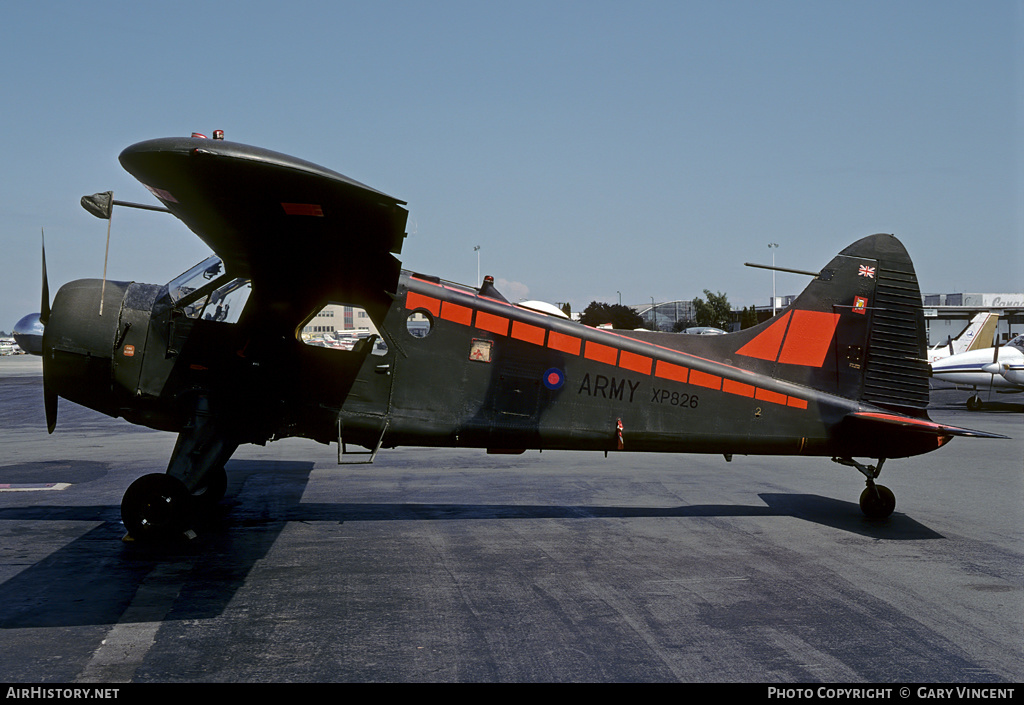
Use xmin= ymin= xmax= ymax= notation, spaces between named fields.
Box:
xmin=167 ymin=257 xmax=252 ymax=323
xmin=201 ymin=279 xmax=251 ymax=323
xmin=168 ymin=256 xmax=224 ymax=304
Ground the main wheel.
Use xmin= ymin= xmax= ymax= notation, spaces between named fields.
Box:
xmin=859 ymin=484 xmax=896 ymax=519
xmin=121 ymin=473 xmax=191 ymax=540
xmin=966 ymin=395 xmax=983 ymax=411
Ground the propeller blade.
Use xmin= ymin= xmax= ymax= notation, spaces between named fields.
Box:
xmin=40 ymin=229 xmax=50 ymax=326
xmin=40 ymin=228 xmax=57 ymax=432
xmin=44 ymin=384 xmax=57 ymax=434
xmin=987 ymin=334 xmax=1000 ymax=401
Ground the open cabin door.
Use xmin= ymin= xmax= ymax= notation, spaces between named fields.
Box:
xmin=298 ymin=303 xmax=394 ymax=452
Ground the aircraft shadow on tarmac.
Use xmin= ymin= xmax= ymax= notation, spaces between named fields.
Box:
xmin=291 ymin=494 xmax=941 ymax=540
xmin=0 ymin=460 xmax=941 ymax=629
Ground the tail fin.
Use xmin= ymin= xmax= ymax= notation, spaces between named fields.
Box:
xmin=928 ymin=312 xmax=999 ymax=361
xmin=732 ymin=233 xmax=930 ymax=415
xmin=962 ymin=312 xmax=999 ymax=353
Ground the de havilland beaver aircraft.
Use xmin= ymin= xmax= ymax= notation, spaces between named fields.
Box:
xmin=22 ymin=133 xmax=1006 ymax=540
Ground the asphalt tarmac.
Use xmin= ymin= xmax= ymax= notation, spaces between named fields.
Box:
xmin=0 ymin=355 xmax=1021 ymax=683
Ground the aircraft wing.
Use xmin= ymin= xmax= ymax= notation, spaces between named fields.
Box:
xmin=119 ymin=136 xmax=409 ymax=323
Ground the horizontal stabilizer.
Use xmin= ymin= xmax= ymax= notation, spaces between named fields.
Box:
xmin=846 ymin=411 xmax=1009 ymax=440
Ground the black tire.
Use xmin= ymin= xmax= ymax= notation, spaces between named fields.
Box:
xmin=121 ymin=473 xmax=191 ymax=540
xmin=859 ymin=484 xmax=896 ymax=519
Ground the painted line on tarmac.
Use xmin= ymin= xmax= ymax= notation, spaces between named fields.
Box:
xmin=0 ymin=483 xmax=71 ymax=491
xmin=75 ymin=561 xmax=193 ymax=683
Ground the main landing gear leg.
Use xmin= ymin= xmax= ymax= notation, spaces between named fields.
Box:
xmin=832 ymin=456 xmax=896 ymax=519
xmin=121 ymin=396 xmax=238 ymax=541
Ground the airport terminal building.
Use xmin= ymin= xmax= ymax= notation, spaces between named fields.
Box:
xmin=919 ymin=292 xmax=1024 ymax=345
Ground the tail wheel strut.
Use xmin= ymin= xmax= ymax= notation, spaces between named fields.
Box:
xmin=832 ymin=456 xmax=896 ymax=519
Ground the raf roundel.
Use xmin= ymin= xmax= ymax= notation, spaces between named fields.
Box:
xmin=543 ymin=368 xmax=565 ymax=390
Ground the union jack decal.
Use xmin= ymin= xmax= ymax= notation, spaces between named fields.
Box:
xmin=858 ymin=265 xmax=876 ymax=278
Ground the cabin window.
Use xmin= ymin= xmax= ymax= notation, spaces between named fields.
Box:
xmin=300 ymin=303 xmax=388 ymax=356
xmin=406 ymin=311 xmax=432 ymax=338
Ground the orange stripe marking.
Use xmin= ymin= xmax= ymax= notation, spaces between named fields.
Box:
xmin=619 ymin=350 xmax=652 ymax=375
xmin=548 ymin=330 xmax=581 ymax=355
xmin=475 ymin=310 xmax=509 ymax=336
xmin=723 ymin=379 xmax=755 ymax=397
xmin=584 ymin=341 xmax=618 ymax=365
xmin=755 ymin=388 xmax=787 ymax=405
xmin=406 ymin=291 xmax=440 ymax=317
xmin=511 ymin=320 xmax=546 ymax=345
xmin=655 ymin=360 xmax=689 ymax=383
xmin=690 ymin=369 xmax=722 ymax=390
xmin=441 ymin=301 xmax=473 ymax=326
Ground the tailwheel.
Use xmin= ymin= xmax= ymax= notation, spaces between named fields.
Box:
xmin=121 ymin=473 xmax=191 ymax=540
xmin=859 ymin=483 xmax=896 ymax=520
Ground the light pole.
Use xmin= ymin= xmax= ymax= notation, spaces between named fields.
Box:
xmin=768 ymin=242 xmax=779 ymax=316
xmin=474 ymin=245 xmax=481 ymax=284
xmin=617 ymin=291 xmax=621 ymax=306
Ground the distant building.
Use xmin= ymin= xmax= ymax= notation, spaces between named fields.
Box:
xmin=301 ymin=304 xmax=380 ymax=337
xmin=632 ymin=300 xmax=696 ymax=331
xmin=920 ymin=293 xmax=1023 ymax=345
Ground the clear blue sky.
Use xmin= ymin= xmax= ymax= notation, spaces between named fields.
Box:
xmin=1 ymin=1 xmax=1020 ymax=331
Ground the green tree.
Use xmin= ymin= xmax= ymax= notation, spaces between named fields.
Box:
xmin=692 ymin=290 xmax=731 ymax=330
xmin=741 ymin=305 xmax=759 ymax=330
xmin=580 ymin=301 xmax=644 ymax=330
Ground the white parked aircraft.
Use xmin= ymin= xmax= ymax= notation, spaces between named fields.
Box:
xmin=930 ymin=333 xmax=1024 ymax=409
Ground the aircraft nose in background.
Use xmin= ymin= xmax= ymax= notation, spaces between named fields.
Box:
xmin=12 ymin=313 xmax=45 ymax=355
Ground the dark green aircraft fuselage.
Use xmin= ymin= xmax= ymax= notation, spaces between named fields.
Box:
xmin=30 ymin=135 xmax=1004 ymax=538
